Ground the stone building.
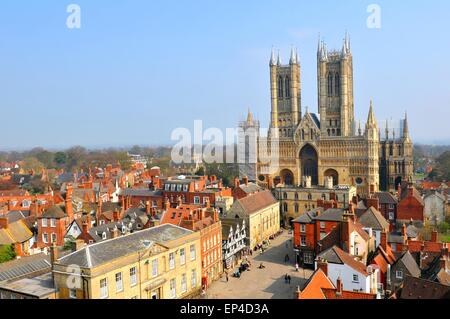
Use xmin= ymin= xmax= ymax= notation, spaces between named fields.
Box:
xmin=252 ymin=35 xmax=413 ymax=196
xmin=53 ymin=224 xmax=202 ymax=299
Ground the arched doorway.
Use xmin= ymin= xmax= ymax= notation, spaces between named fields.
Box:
xmin=280 ymin=169 xmax=294 ymax=186
xmin=300 ymin=144 xmax=318 ymax=186
xmin=324 ymin=169 xmax=339 ymax=186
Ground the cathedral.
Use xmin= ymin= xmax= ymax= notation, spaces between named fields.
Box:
xmin=251 ymin=35 xmax=414 ymax=196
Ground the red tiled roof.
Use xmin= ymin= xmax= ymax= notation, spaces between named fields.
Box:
xmin=297 ymin=269 xmax=334 ymax=299
xmin=333 ymin=246 xmax=369 ymax=276
xmin=235 ymin=190 xmax=277 ymax=215
xmin=321 ymin=288 xmax=377 ymax=299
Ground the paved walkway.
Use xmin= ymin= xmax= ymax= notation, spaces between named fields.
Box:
xmin=205 ymin=231 xmax=313 ymax=299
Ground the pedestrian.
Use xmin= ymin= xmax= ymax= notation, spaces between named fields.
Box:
xmin=250 ymin=249 xmax=253 ymax=256
xmin=295 ymin=263 xmax=299 ymax=272
xmin=288 ymin=275 xmax=291 ymax=285
xmin=226 ymin=273 xmax=229 ymax=282
xmin=284 ymin=273 xmax=288 ymax=284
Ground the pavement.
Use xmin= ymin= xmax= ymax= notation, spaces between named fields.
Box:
xmin=204 ymin=230 xmax=314 ymax=299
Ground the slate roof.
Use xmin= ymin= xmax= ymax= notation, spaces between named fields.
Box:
xmin=88 ymin=222 xmax=124 ymax=242
xmin=121 ymin=188 xmax=163 ymax=197
xmin=400 ymin=276 xmax=450 ymax=299
xmin=315 ymin=209 xmax=345 ymax=222
xmin=0 ymin=253 xmax=51 ymax=283
xmin=41 ymin=205 xmax=65 ymax=219
xmin=318 ymin=246 xmax=369 ymax=276
xmin=4 ymin=211 xmax=31 ymax=224
xmin=358 ymin=207 xmax=390 ymax=231
xmin=396 ymin=251 xmax=421 ymax=278
xmin=374 ymin=192 xmax=398 ymax=205
xmin=57 ymin=224 xmax=194 ymax=268
xmin=238 ymin=183 xmax=263 ymax=194
xmin=0 ymin=272 xmax=56 ymax=298
xmin=309 ymin=113 xmax=321 ymax=129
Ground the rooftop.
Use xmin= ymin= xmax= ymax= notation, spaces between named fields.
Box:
xmin=57 ymin=224 xmax=194 ymax=268
xmin=0 ymin=272 xmax=55 ymax=298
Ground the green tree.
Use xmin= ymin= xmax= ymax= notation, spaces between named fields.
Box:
xmin=54 ymin=152 xmax=68 ymax=166
xmin=430 ymin=151 xmax=450 ymax=181
xmin=0 ymin=245 xmax=16 ymax=263
xmin=22 ymin=157 xmax=45 ymax=173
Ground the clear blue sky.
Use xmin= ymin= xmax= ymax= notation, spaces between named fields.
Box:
xmin=1 ymin=0 xmax=449 ymax=150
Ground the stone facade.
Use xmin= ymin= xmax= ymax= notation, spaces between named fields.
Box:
xmin=254 ymin=36 xmax=413 ymax=197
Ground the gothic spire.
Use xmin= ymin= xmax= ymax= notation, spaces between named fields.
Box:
xmin=277 ymin=50 xmax=282 ymax=66
xmin=367 ymin=99 xmax=376 ymax=125
xmin=290 ymin=46 xmax=296 ymax=64
xmin=403 ymin=111 xmax=410 ymax=140
xmin=385 ymin=119 xmax=389 ymax=140
xmin=247 ymin=108 xmax=253 ymax=124
xmin=296 ymin=48 xmax=300 ymax=65
xmin=270 ymin=47 xmax=276 ymax=66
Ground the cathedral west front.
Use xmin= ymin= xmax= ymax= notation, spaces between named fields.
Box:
xmin=252 ymin=35 xmax=414 ymax=196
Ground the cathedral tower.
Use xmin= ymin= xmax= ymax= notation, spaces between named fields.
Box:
xmin=270 ymin=47 xmax=302 ymax=138
xmin=317 ymin=34 xmax=355 ymax=137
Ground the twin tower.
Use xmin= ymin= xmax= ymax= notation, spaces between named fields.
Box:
xmin=269 ymin=34 xmax=354 ymax=139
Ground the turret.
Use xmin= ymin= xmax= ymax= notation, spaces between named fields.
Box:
xmin=270 ymin=47 xmax=276 ymax=66
xmin=403 ymin=112 xmax=410 ymax=141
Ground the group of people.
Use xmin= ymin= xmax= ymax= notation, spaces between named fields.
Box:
xmin=284 ymin=274 xmax=292 ymax=284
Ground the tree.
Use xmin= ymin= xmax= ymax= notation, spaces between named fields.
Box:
xmin=0 ymin=245 xmax=16 ymax=263
xmin=54 ymin=152 xmax=67 ymax=166
xmin=34 ymin=150 xmax=54 ymax=168
xmin=66 ymin=146 xmax=87 ymax=170
xmin=21 ymin=157 xmax=45 ymax=174
xmin=129 ymin=145 xmax=142 ymax=155
xmin=195 ymin=167 xmax=205 ymax=176
xmin=429 ymin=151 xmax=450 ymax=182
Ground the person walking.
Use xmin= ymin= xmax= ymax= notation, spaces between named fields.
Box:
xmin=284 ymin=273 xmax=288 ymax=284
xmin=288 ymin=275 xmax=291 ymax=285
xmin=226 ymin=272 xmax=229 ymax=282
xmin=295 ymin=263 xmax=299 ymax=272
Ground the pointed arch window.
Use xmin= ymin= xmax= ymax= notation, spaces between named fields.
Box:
xmin=278 ymin=76 xmax=284 ymax=98
xmin=334 ymin=73 xmax=340 ymax=96
xmin=285 ymin=76 xmax=290 ymax=98
xmin=327 ymin=73 xmax=333 ymax=96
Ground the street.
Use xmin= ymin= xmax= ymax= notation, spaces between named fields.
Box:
xmin=205 ymin=231 xmax=314 ymax=299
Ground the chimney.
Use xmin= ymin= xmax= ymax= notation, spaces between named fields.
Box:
xmin=146 ymin=201 xmax=151 ymax=214
xmin=295 ymin=286 xmax=301 ymax=299
xmin=113 ymin=209 xmax=120 ymax=222
xmin=402 ymin=224 xmax=407 ymax=238
xmin=380 ymin=231 xmax=388 ymax=252
xmin=50 ymin=243 xmax=59 ymax=265
xmin=316 ymin=258 xmax=328 ymax=276
xmin=440 ymin=256 xmax=447 ymax=270
xmin=431 ymin=230 xmax=438 ymax=243
xmin=234 ymin=177 xmax=240 ymax=189
xmin=336 ymin=277 xmax=343 ymax=296
xmin=366 ymin=197 xmax=380 ymax=210
xmin=111 ymin=228 xmax=120 ymax=239
xmin=74 ymin=239 xmax=86 ymax=251
xmin=0 ymin=217 xmax=8 ymax=229
xmin=65 ymin=184 xmax=74 ymax=221
xmin=164 ymin=197 xmax=171 ymax=210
